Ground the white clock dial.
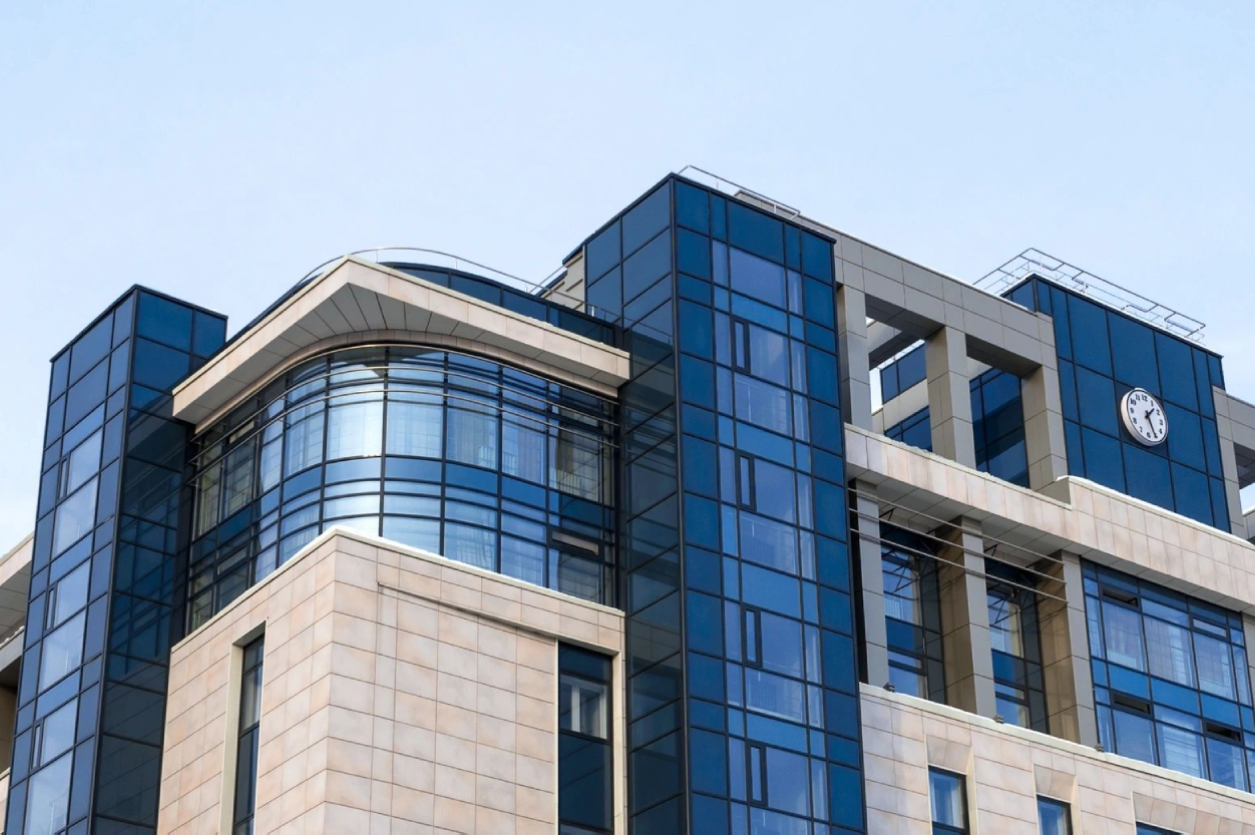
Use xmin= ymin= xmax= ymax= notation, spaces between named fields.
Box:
xmin=1120 ymin=388 xmax=1168 ymax=446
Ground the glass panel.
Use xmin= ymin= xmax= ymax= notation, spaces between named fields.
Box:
xmin=25 ymin=752 xmax=72 ymax=835
xmin=929 ymin=769 xmax=966 ymax=828
xmin=1144 ymin=618 xmax=1195 ymax=687
xmin=39 ymin=700 xmax=76 ymax=767
xmin=39 ymin=612 xmax=85 ymax=690
xmin=734 ymin=374 xmax=790 ymax=435
xmin=326 ymin=400 xmax=383 ymax=460
xmin=387 ymin=398 xmax=444 ymax=458
xmin=61 ymin=429 xmax=102 ymax=498
xmin=1102 ymin=602 xmax=1145 ymax=671
xmin=988 ymin=592 xmax=1023 ymax=656
xmin=559 ymin=674 xmax=608 ymax=739
xmin=284 ymin=407 xmax=325 ymax=475
xmin=1157 ymin=723 xmax=1204 ymax=777
xmin=52 ymin=562 xmax=90 ymax=627
xmin=1112 ymin=709 xmax=1156 ymax=765
xmin=52 ymin=478 xmax=97 ymax=556
xmin=447 ymin=404 xmax=498 ymax=469
xmin=1195 ymin=632 xmax=1236 ymax=699
xmin=1037 ymin=797 xmax=1071 ymax=835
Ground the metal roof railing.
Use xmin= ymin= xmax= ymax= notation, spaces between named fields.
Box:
xmin=976 ymin=248 xmax=1207 ymax=344
xmin=676 ymin=165 xmax=802 ymax=219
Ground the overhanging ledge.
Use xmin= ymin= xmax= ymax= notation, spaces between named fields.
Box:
xmin=172 ymin=257 xmax=630 ymax=426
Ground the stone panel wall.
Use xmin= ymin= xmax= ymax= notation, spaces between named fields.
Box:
xmin=157 ymin=528 xmax=625 ymax=835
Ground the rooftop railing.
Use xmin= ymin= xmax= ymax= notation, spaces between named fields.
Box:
xmin=676 ymin=165 xmax=802 ymax=219
xmin=975 ymin=248 xmax=1207 ymax=344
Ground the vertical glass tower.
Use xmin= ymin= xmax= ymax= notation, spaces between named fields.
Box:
xmin=9 ymin=289 xmax=225 ymax=835
xmin=584 ymin=176 xmax=864 ymax=833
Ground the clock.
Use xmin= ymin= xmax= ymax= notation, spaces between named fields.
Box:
xmin=1120 ymin=388 xmax=1168 ymax=446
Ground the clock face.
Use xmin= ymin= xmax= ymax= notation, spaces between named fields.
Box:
xmin=1120 ymin=388 xmax=1168 ymax=446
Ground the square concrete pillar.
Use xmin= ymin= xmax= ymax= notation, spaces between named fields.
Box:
xmin=1022 ymin=363 xmax=1069 ymax=490
xmin=851 ymin=482 xmax=890 ymax=687
xmin=925 ymin=326 xmax=976 ymax=468
xmin=935 ymin=519 xmax=996 ymax=717
xmin=1038 ymin=551 xmax=1098 ymax=746
xmin=837 ymin=285 xmax=874 ymax=430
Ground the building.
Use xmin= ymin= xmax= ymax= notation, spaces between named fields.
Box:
xmin=2 ymin=169 xmax=1255 ymax=834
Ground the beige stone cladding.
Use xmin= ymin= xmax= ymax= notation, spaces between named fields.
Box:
xmin=157 ymin=527 xmax=625 ymax=835
xmin=862 ymin=686 xmax=1255 ymax=834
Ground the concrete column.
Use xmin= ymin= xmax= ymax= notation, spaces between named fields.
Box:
xmin=1214 ymin=397 xmax=1248 ymax=537
xmin=1038 ymin=551 xmax=1098 ymax=746
xmin=837 ymin=285 xmax=873 ymax=430
xmin=851 ymin=482 xmax=890 ymax=687
xmin=1022 ymin=363 xmax=1069 ymax=490
xmin=935 ymin=519 xmax=996 ymax=717
xmin=925 ymin=326 xmax=976 ymax=467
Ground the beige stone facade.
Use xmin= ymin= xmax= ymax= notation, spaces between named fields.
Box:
xmin=157 ymin=528 xmax=625 ymax=835
xmin=863 ymin=686 xmax=1255 ymax=834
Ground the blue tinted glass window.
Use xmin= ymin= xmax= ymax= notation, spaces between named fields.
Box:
xmin=131 ymin=339 xmax=190 ymax=393
xmin=1108 ymin=314 xmax=1158 ymax=390
xmin=801 ymin=232 xmax=832 ymax=281
xmin=1075 ymin=367 xmax=1117 ymax=436
xmin=1171 ymin=463 xmax=1211 ymax=526
xmin=623 ymin=185 xmax=670 ymax=255
xmin=727 ymin=203 xmax=783 ymax=262
xmin=1163 ymin=405 xmax=1204 ymax=470
xmin=677 ymin=229 xmax=712 ymax=279
xmin=136 ymin=292 xmax=193 ymax=351
xmin=69 ymin=317 xmax=112 ymax=384
xmin=729 ymin=248 xmax=785 ymax=309
xmin=192 ymin=312 xmax=226 ymax=358
xmin=623 ymin=230 xmax=671 ymax=303
xmin=1155 ymin=332 xmax=1197 ymax=409
xmin=1123 ymin=446 xmax=1173 ymax=509
xmin=586 ymin=221 xmax=620 ymax=282
xmin=1081 ymin=428 xmax=1125 ymax=492
xmin=675 ymin=182 xmax=710 ymax=233
xmin=1068 ymin=296 xmax=1111 ymax=375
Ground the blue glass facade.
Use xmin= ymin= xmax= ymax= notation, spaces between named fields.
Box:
xmin=880 ymin=353 xmax=1029 ymax=488
xmin=10 ymin=289 xmax=225 ymax=835
xmin=1005 ymin=277 xmax=1229 ymax=529
xmin=187 ymin=343 xmax=616 ymax=627
xmin=880 ymin=277 xmax=1230 ymax=529
xmin=586 ymin=176 xmax=864 ymax=833
xmin=1085 ymin=562 xmax=1255 ymax=789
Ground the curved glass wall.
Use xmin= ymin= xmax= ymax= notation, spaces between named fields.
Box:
xmin=188 ymin=345 xmax=616 ymax=629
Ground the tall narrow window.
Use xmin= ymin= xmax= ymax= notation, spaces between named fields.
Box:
xmin=882 ymin=526 xmax=945 ymax=701
xmin=987 ymin=563 xmax=1047 ymax=731
xmin=929 ymin=769 xmax=968 ymax=835
xmin=233 ymin=637 xmax=265 ymax=835
xmin=558 ymin=644 xmax=612 ymax=834
xmin=1037 ymin=796 xmax=1071 ymax=835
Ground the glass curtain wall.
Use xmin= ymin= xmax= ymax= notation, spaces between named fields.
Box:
xmin=880 ymin=526 xmax=945 ymax=702
xmin=880 ymin=350 xmax=1029 ymax=488
xmin=987 ymin=563 xmax=1047 ymax=731
xmin=8 ymin=289 xmax=226 ymax=835
xmin=1003 ymin=278 xmax=1229 ymax=530
xmin=1084 ymin=562 xmax=1255 ymax=789
xmin=588 ymin=176 xmax=864 ymax=833
xmin=188 ymin=346 xmax=617 ymax=624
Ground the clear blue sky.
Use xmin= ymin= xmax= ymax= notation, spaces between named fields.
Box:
xmin=2 ymin=2 xmax=1253 ymax=549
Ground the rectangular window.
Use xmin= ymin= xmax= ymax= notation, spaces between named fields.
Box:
xmin=1084 ymin=562 xmax=1255 ymax=789
xmin=233 ymin=636 xmax=265 ymax=835
xmin=929 ymin=769 xmax=968 ymax=834
xmin=558 ymin=645 xmax=612 ymax=834
xmin=1038 ymin=797 xmax=1071 ymax=835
